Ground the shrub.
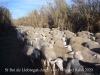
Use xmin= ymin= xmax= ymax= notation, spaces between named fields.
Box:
xmin=0 ymin=6 xmax=12 ymax=31
xmin=13 ymin=0 xmax=100 ymax=33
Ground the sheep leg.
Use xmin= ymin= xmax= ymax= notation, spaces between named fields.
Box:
xmin=43 ymin=60 xmax=46 ymax=67
xmin=47 ymin=60 xmax=50 ymax=66
xmin=65 ymin=62 xmax=71 ymax=74
xmin=30 ymin=58 xmax=34 ymax=66
xmin=38 ymin=52 xmax=40 ymax=60
xmin=46 ymin=60 xmax=50 ymax=70
xmin=52 ymin=63 xmax=56 ymax=75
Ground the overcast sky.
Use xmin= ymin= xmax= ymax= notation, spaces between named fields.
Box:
xmin=0 ymin=0 xmax=72 ymax=19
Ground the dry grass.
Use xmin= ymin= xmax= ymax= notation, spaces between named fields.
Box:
xmin=13 ymin=0 xmax=100 ymax=33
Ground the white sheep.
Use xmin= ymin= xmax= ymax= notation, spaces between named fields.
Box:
xmin=17 ymin=31 xmax=24 ymax=44
xmin=41 ymin=42 xmax=56 ymax=67
xmin=69 ymin=36 xmax=91 ymax=45
xmin=84 ymin=41 xmax=100 ymax=54
xmin=41 ymin=42 xmax=64 ymax=75
xmin=96 ymin=39 xmax=100 ymax=45
xmin=23 ymin=45 xmax=40 ymax=66
xmin=77 ymin=31 xmax=91 ymax=39
xmin=64 ymin=58 xmax=98 ymax=75
xmin=53 ymin=45 xmax=73 ymax=61
xmin=74 ymin=50 xmax=100 ymax=63
xmin=95 ymin=33 xmax=100 ymax=39
xmin=64 ymin=58 xmax=84 ymax=74
xmin=69 ymin=43 xmax=89 ymax=52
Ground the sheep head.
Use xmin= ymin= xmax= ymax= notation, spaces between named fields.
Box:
xmin=74 ymin=51 xmax=84 ymax=61
xmin=53 ymin=58 xmax=63 ymax=71
xmin=67 ymin=45 xmax=73 ymax=51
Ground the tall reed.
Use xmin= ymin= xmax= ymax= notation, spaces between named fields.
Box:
xmin=13 ymin=0 xmax=100 ymax=33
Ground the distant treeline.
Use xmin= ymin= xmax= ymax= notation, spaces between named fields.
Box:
xmin=13 ymin=0 xmax=100 ymax=33
xmin=0 ymin=6 xmax=12 ymax=31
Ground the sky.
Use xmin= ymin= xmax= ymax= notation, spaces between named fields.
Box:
xmin=0 ymin=0 xmax=72 ymax=20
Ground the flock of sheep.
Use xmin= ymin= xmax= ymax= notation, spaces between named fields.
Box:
xmin=14 ymin=25 xmax=100 ymax=75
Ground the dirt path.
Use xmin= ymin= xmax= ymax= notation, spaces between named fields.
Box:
xmin=0 ymin=28 xmax=45 ymax=75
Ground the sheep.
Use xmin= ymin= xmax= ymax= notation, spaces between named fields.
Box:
xmin=83 ymin=41 xmax=100 ymax=54
xmin=63 ymin=30 xmax=76 ymax=36
xmin=69 ymin=36 xmax=91 ymax=45
xmin=41 ymin=42 xmax=56 ymax=68
xmin=81 ymin=31 xmax=91 ymax=35
xmin=49 ymin=44 xmax=73 ymax=69
xmin=53 ymin=40 xmax=67 ymax=48
xmin=53 ymin=58 xmax=63 ymax=71
xmin=41 ymin=42 xmax=64 ymax=75
xmin=24 ymin=38 xmax=41 ymax=58
xmin=90 ymin=36 xmax=95 ymax=41
xmin=43 ymin=28 xmax=50 ymax=32
xmin=52 ymin=34 xmax=63 ymax=41
xmin=89 ymin=32 xmax=95 ymax=41
xmin=73 ymin=50 xmax=100 ymax=72
xmin=53 ymin=45 xmax=73 ymax=60
xmin=77 ymin=31 xmax=90 ymax=39
xmin=63 ymin=30 xmax=76 ymax=40
xmin=44 ymin=32 xmax=52 ymax=39
xmin=32 ymin=39 xmax=41 ymax=50
xmin=64 ymin=58 xmax=84 ymax=75
xmin=64 ymin=58 xmax=98 ymax=75
xmin=23 ymin=45 xmax=40 ymax=66
xmin=44 ymin=36 xmax=52 ymax=43
xmin=50 ymin=58 xmax=64 ymax=74
xmin=24 ymin=38 xmax=33 ymax=46
xmin=49 ymin=35 xmax=67 ymax=48
xmin=16 ymin=31 xmax=24 ymax=44
xmin=69 ymin=43 xmax=90 ymax=52
xmin=53 ymin=45 xmax=72 ymax=55
xmin=24 ymin=38 xmax=41 ymax=51
xmin=74 ymin=51 xmax=84 ymax=61
xmin=77 ymin=31 xmax=95 ymax=41
xmin=74 ymin=50 xmax=100 ymax=63
xmin=95 ymin=33 xmax=100 ymax=39
xmin=96 ymin=39 xmax=100 ymax=45
xmin=62 ymin=53 xmax=74 ymax=61
xmin=15 ymin=26 xmax=100 ymax=73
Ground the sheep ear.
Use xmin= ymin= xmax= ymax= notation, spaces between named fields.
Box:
xmin=50 ymin=59 xmax=57 ymax=64
xmin=95 ymin=42 xmax=99 ymax=45
xmin=93 ymin=54 xmax=97 ymax=57
xmin=53 ymin=59 xmax=58 ymax=63
xmin=34 ymin=38 xmax=37 ymax=41
xmin=93 ymin=54 xmax=100 ymax=58
xmin=64 ymin=45 xmax=68 ymax=47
